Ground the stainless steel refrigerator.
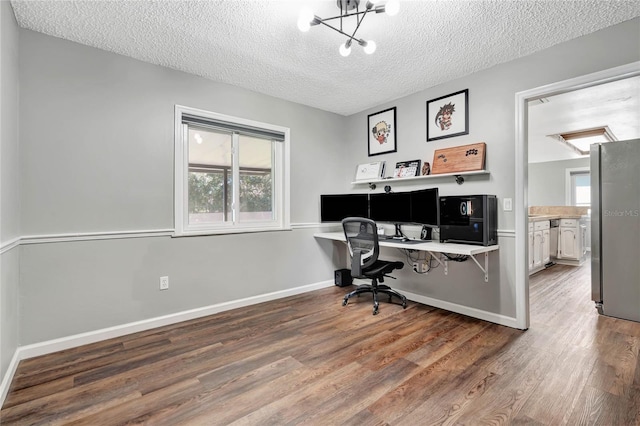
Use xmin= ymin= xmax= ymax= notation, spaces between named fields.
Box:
xmin=591 ymin=138 xmax=640 ymax=322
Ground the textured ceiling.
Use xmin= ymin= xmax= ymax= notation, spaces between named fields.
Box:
xmin=10 ymin=0 xmax=640 ymax=116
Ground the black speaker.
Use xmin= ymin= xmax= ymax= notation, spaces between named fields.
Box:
xmin=334 ymin=269 xmax=353 ymax=287
xmin=420 ymin=225 xmax=432 ymax=240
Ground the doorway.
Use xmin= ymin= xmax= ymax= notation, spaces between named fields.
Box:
xmin=514 ymin=61 xmax=640 ymax=329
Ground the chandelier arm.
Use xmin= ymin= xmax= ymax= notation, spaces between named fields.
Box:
xmin=318 ymin=21 xmax=365 ymax=44
xmin=315 ymin=10 xmax=368 ymax=23
xmin=348 ymin=8 xmax=370 ymax=43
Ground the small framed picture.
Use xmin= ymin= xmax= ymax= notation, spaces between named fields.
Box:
xmin=368 ymin=107 xmax=397 ymax=156
xmin=394 ymin=160 xmax=421 ymax=178
xmin=354 ymin=161 xmax=385 ymax=181
xmin=426 ymin=89 xmax=469 ymax=142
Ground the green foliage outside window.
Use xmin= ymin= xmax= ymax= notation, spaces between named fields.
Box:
xmin=188 ymin=170 xmax=272 ymax=216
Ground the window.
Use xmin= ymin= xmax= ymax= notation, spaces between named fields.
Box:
xmin=566 ymin=167 xmax=590 ymax=211
xmin=571 ymin=171 xmax=591 ymax=207
xmin=174 ymin=105 xmax=290 ymax=236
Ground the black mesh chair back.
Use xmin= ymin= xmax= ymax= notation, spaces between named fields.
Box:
xmin=342 ymin=218 xmax=379 ymax=278
xmin=341 ymin=217 xmax=407 ymax=315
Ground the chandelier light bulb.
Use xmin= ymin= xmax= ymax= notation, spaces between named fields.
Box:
xmin=339 ymin=42 xmax=352 ymax=57
xmin=385 ymin=0 xmax=400 ymax=16
xmin=363 ymin=40 xmax=377 ymax=54
xmin=297 ymin=18 xmax=311 ymax=32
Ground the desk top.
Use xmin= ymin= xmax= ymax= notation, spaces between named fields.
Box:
xmin=314 ymin=232 xmax=499 ymax=256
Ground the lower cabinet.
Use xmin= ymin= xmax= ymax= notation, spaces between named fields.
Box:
xmin=528 ymin=223 xmax=534 ymax=273
xmin=529 ymin=220 xmax=550 ymax=275
xmin=557 ymin=219 xmax=584 ymax=262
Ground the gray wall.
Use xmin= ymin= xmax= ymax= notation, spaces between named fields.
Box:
xmin=529 ymin=157 xmax=590 ymax=206
xmin=17 ymin=29 xmax=349 ymax=344
xmin=340 ymin=18 xmax=639 ymax=318
xmin=0 ymin=0 xmax=20 ymax=384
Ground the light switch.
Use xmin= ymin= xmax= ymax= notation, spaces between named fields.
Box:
xmin=503 ymin=198 xmax=513 ymax=211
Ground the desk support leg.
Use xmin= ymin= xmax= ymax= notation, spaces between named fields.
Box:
xmin=427 ymin=251 xmax=448 ymax=275
xmin=469 ymin=252 xmax=489 ymax=282
xmin=485 ymin=252 xmax=489 ymax=282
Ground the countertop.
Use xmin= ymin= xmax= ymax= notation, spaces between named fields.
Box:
xmin=528 ymin=214 xmax=584 ymax=222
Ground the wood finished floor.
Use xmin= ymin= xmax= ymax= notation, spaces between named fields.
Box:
xmin=2 ymin=262 xmax=640 ymax=425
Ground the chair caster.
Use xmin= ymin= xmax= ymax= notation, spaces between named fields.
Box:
xmin=342 ymin=298 xmax=348 ymax=306
xmin=373 ymin=307 xmax=378 ymax=315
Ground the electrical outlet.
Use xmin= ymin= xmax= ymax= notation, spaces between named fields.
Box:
xmin=503 ymin=197 xmax=513 ymax=211
xmin=413 ymin=262 xmax=428 ymax=273
xmin=160 ymin=276 xmax=169 ymax=290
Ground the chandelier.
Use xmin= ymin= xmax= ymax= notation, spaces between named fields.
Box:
xmin=297 ymin=0 xmax=400 ymax=57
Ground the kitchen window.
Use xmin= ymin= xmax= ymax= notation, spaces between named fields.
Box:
xmin=174 ymin=105 xmax=290 ymax=236
xmin=570 ymin=170 xmax=591 ymax=207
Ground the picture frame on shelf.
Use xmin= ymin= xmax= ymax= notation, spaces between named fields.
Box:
xmin=354 ymin=161 xmax=386 ymax=181
xmin=426 ymin=89 xmax=469 ymax=141
xmin=368 ymin=107 xmax=397 ymax=156
xmin=394 ymin=160 xmax=421 ymax=178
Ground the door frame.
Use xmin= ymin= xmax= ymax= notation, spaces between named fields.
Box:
xmin=514 ymin=61 xmax=640 ymax=329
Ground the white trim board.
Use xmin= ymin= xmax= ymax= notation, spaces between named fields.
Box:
xmin=17 ymin=279 xmax=335 ymax=360
xmin=402 ymin=290 xmax=519 ymax=329
xmin=0 ymin=223 xmax=336 ymax=251
xmin=0 ymin=236 xmax=19 ymax=254
xmin=0 ymin=350 xmax=20 ymax=408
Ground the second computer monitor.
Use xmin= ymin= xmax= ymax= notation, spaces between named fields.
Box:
xmin=369 ymin=192 xmax=412 ymax=223
xmin=410 ymin=188 xmax=439 ymax=226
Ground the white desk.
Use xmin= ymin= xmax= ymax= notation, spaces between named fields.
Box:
xmin=314 ymin=232 xmax=499 ymax=282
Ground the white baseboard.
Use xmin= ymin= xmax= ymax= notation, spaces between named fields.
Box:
xmin=18 ymin=280 xmax=335 ymax=361
xmin=401 ymin=290 xmax=521 ymax=329
xmin=0 ymin=349 xmax=21 ymax=408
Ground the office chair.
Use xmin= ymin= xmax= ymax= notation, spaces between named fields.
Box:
xmin=341 ymin=217 xmax=407 ymax=315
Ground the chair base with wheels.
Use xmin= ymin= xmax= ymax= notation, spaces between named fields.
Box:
xmin=341 ymin=217 xmax=408 ymax=315
xmin=342 ymin=276 xmax=407 ymax=315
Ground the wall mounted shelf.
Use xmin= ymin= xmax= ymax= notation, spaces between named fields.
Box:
xmin=351 ymin=170 xmax=489 ymax=186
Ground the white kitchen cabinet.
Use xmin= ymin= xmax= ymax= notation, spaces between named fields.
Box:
xmin=542 ymin=228 xmax=550 ymax=265
xmin=557 ymin=218 xmax=584 ymax=262
xmin=528 ymin=222 xmax=534 ymax=272
xmin=529 ymin=220 xmax=550 ymax=274
xmin=559 ymin=227 xmax=578 ymax=259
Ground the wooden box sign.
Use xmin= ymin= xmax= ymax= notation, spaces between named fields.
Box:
xmin=431 ymin=142 xmax=486 ymax=174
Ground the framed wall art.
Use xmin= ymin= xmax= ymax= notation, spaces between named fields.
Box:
xmin=426 ymin=89 xmax=469 ymax=142
xmin=368 ymin=107 xmax=397 ymax=156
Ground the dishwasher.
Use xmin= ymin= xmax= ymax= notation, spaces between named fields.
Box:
xmin=549 ymin=219 xmax=559 ymax=259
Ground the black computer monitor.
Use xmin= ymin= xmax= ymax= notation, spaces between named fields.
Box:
xmin=368 ymin=192 xmax=412 ymax=224
xmin=410 ymin=188 xmax=439 ymax=226
xmin=320 ymin=194 xmax=369 ymax=222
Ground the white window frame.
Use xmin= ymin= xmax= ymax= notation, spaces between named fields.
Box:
xmin=174 ymin=105 xmax=290 ymax=236
xmin=564 ymin=166 xmax=590 ymax=207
